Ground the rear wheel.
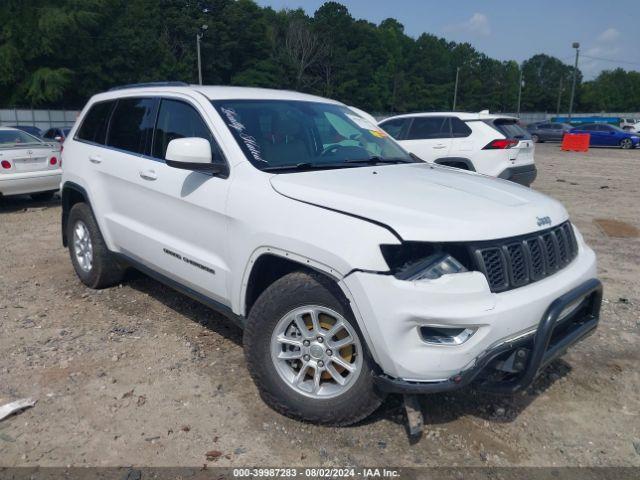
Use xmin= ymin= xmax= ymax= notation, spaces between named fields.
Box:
xmin=30 ymin=191 xmax=56 ymax=201
xmin=67 ymin=203 xmax=125 ymax=288
xmin=531 ymin=134 xmax=541 ymax=143
xmin=620 ymin=138 xmax=633 ymax=149
xmin=243 ymin=271 xmax=384 ymax=425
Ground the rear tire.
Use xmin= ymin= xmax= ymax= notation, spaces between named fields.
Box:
xmin=531 ymin=134 xmax=541 ymax=143
xmin=243 ymin=271 xmax=384 ymax=426
xmin=67 ymin=203 xmax=125 ymax=289
xmin=30 ymin=191 xmax=56 ymax=201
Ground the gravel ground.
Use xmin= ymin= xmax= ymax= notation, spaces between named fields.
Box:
xmin=1 ymin=143 xmax=639 ymax=467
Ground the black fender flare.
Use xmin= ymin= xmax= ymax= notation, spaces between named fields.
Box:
xmin=433 ymin=157 xmax=475 ymax=171
xmin=61 ymin=182 xmax=90 ymax=247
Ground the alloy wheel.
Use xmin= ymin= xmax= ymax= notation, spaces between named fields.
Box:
xmin=270 ymin=305 xmax=363 ymax=399
xmin=73 ymin=220 xmax=93 ymax=272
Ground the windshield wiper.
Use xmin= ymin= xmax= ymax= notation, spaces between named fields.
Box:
xmin=262 ymin=162 xmax=356 ymax=172
xmin=343 ymin=156 xmax=415 ymax=165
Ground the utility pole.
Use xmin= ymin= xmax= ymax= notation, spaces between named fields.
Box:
xmin=452 ymin=67 xmax=460 ymax=110
xmin=568 ymin=42 xmax=580 ymax=121
xmin=196 ymin=24 xmax=208 ymax=85
xmin=556 ymin=76 xmax=564 ymax=117
xmin=516 ymin=66 xmax=524 ymax=118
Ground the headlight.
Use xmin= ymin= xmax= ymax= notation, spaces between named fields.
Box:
xmin=397 ymin=253 xmax=468 ymax=281
xmin=380 ymin=243 xmax=472 ymax=281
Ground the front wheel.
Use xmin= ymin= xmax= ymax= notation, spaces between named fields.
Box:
xmin=531 ymin=134 xmax=541 ymax=143
xmin=243 ymin=271 xmax=384 ymax=426
xmin=620 ymin=138 xmax=633 ymax=149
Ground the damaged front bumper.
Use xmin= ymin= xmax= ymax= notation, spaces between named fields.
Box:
xmin=374 ymin=278 xmax=603 ymax=395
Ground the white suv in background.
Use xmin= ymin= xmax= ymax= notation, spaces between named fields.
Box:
xmin=61 ymin=83 xmax=601 ymax=427
xmin=379 ymin=112 xmax=537 ymax=186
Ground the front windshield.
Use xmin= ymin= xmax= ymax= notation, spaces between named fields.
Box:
xmin=213 ymin=100 xmax=414 ymax=171
xmin=0 ymin=130 xmax=43 ymax=147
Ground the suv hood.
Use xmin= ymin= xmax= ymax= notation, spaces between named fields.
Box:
xmin=270 ymin=163 xmax=568 ymax=242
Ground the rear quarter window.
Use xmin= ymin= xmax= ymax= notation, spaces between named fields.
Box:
xmin=76 ymin=100 xmax=115 ymax=145
xmin=490 ymin=119 xmax=530 ymax=139
xmin=451 ymin=117 xmax=471 ymax=137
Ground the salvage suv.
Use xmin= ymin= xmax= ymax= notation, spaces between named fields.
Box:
xmin=61 ymin=83 xmax=602 ymax=426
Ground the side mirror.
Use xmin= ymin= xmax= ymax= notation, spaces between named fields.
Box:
xmin=54 ymin=136 xmax=63 ymax=142
xmin=165 ymin=137 xmax=228 ymax=176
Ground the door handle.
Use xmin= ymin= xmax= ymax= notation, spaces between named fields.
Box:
xmin=433 ymin=145 xmax=447 ymax=149
xmin=139 ymin=169 xmax=157 ymax=181
xmin=89 ymin=155 xmax=102 ymax=164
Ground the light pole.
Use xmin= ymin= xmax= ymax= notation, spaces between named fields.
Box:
xmin=568 ymin=42 xmax=580 ymax=121
xmin=452 ymin=67 xmax=460 ymax=110
xmin=556 ymin=76 xmax=564 ymax=117
xmin=196 ymin=24 xmax=208 ymax=85
xmin=516 ymin=65 xmax=524 ymax=118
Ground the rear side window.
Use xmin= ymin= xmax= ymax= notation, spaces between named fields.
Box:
xmin=153 ymin=98 xmax=221 ymax=162
xmin=407 ymin=117 xmax=450 ymax=140
xmin=451 ymin=117 xmax=472 ymax=138
xmin=107 ymin=97 xmax=158 ymax=155
xmin=491 ymin=119 xmax=530 ymax=139
xmin=379 ymin=118 xmax=409 ymax=140
xmin=76 ymin=101 xmax=115 ymax=145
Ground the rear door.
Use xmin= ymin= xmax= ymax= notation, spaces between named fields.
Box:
xmin=586 ymin=124 xmax=607 ymax=145
xmin=449 ymin=116 xmax=474 ymax=156
xmin=549 ymin=123 xmax=565 ymax=141
xmin=112 ymin=95 xmax=232 ymax=305
xmin=599 ymin=124 xmax=620 ymax=146
xmin=401 ymin=116 xmax=452 ymax=162
xmin=378 ymin=117 xmax=410 ymax=141
xmin=536 ymin=123 xmax=553 ymax=140
xmin=94 ymin=96 xmax=160 ymax=253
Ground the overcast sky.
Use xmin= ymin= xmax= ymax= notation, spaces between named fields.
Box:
xmin=255 ymin=0 xmax=640 ymax=80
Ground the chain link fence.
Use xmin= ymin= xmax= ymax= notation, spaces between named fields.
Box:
xmin=0 ymin=108 xmax=80 ymax=132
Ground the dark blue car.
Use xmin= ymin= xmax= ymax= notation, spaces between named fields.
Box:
xmin=570 ymin=123 xmax=640 ymax=149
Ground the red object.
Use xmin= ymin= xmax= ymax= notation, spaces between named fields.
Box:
xmin=483 ymin=138 xmax=518 ymax=150
xmin=1 ymin=160 xmax=11 ymax=169
xmin=561 ymin=133 xmax=590 ymax=152
xmin=49 ymin=156 xmax=58 ymax=166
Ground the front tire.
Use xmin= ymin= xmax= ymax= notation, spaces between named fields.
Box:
xmin=67 ymin=203 xmax=125 ymax=289
xmin=531 ymin=134 xmax=541 ymax=143
xmin=243 ymin=271 xmax=384 ymax=426
xmin=620 ymin=138 xmax=633 ymax=149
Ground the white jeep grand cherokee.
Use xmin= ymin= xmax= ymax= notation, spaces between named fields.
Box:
xmin=61 ymin=83 xmax=602 ymax=426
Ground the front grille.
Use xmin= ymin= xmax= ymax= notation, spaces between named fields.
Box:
xmin=473 ymin=222 xmax=579 ymax=293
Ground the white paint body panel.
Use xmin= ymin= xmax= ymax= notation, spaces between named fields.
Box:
xmin=62 ymin=86 xmax=598 ymax=384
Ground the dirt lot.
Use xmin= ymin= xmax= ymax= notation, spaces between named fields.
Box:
xmin=1 ymin=143 xmax=639 ymax=467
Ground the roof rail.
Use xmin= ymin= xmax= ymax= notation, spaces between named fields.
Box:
xmin=108 ymin=81 xmax=189 ymax=91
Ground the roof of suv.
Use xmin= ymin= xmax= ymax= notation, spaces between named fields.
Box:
xmin=381 ymin=112 xmax=517 ymax=122
xmin=93 ymin=84 xmax=341 ymax=105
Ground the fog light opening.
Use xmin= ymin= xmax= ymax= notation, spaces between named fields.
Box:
xmin=419 ymin=326 xmax=476 ymax=345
